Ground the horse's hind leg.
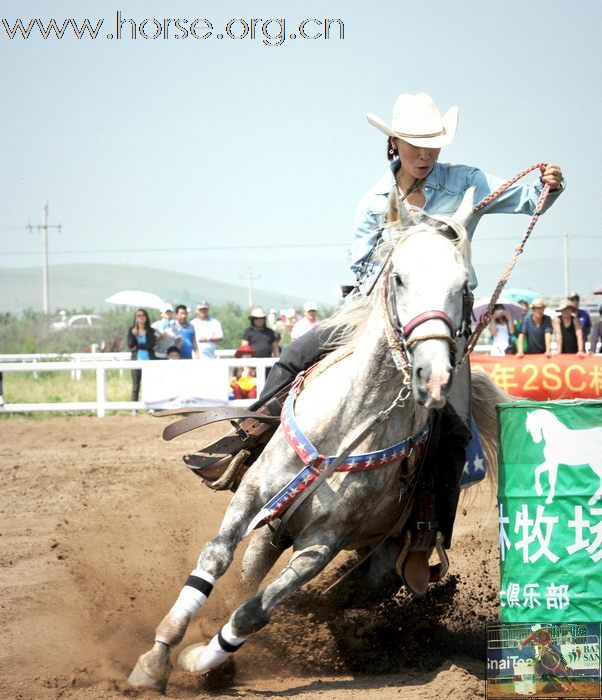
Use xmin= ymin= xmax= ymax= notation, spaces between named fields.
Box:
xmin=128 ymin=477 xmax=261 ymax=691
xmin=241 ymin=525 xmax=290 ymax=593
xmin=178 ymin=535 xmax=340 ymax=673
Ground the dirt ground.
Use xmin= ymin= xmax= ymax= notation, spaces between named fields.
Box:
xmin=0 ymin=414 xmax=502 ymax=700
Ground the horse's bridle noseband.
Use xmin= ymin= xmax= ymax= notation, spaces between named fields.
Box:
xmin=382 ymin=268 xmax=458 ymax=372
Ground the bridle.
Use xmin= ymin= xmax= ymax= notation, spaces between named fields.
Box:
xmin=380 ymin=228 xmax=460 ymax=374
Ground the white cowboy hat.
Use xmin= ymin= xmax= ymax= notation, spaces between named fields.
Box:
xmin=367 ymin=93 xmax=459 ymax=148
xmin=249 ymin=307 xmax=267 ymax=318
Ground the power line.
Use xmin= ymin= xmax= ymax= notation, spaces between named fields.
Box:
xmin=3 ymin=235 xmax=600 ymax=257
xmin=0 ymin=242 xmax=349 ymax=256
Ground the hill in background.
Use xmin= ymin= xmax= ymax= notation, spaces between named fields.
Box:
xmin=1 ymin=264 xmax=314 ymax=314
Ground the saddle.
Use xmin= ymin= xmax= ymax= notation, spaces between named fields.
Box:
xmin=161 ymin=386 xmax=289 ymax=491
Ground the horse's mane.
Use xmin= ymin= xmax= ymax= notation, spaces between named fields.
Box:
xmin=321 ymin=216 xmax=471 ymax=349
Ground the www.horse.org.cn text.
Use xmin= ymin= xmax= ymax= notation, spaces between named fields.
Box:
xmin=0 ymin=13 xmax=346 ymax=46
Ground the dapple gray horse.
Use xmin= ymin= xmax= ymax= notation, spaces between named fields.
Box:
xmin=129 ymin=188 xmax=504 ymax=690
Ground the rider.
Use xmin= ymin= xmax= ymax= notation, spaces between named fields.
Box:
xmin=222 ymin=93 xmax=565 ymax=597
xmin=518 ymin=624 xmax=576 ymax=692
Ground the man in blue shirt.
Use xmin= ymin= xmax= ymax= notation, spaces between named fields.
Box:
xmin=174 ymin=305 xmax=198 ymax=360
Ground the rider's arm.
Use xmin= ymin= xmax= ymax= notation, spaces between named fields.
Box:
xmin=468 ymin=166 xmax=565 ymax=218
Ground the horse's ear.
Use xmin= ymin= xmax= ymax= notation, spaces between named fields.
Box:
xmin=386 ymin=188 xmax=412 ymax=227
xmin=452 ymin=186 xmax=476 ymax=228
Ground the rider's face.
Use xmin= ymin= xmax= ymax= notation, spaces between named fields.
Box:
xmin=395 ymin=139 xmax=440 ymax=180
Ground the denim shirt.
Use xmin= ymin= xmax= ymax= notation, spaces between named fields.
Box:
xmin=351 ymin=159 xmax=564 ymax=290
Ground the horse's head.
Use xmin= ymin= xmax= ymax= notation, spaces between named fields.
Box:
xmin=386 ymin=188 xmax=474 ymax=409
xmin=525 ymin=410 xmax=544 ymax=443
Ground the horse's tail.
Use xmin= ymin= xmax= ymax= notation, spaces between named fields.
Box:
xmin=470 ymin=367 xmax=514 ymax=488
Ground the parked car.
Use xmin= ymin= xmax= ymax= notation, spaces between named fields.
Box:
xmin=52 ymin=313 xmax=102 ymax=332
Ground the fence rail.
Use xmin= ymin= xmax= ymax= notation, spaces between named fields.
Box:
xmin=0 ymin=357 xmax=277 ymax=417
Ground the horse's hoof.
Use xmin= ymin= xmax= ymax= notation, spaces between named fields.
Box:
xmin=178 ymin=642 xmax=228 ymax=673
xmin=128 ymin=643 xmax=171 ymax=692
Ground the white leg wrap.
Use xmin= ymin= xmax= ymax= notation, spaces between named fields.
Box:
xmin=172 ymin=567 xmax=215 ymax=617
xmin=179 ymin=622 xmax=249 ymax=673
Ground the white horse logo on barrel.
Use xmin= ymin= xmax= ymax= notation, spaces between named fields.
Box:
xmin=525 ymin=409 xmax=602 ymax=505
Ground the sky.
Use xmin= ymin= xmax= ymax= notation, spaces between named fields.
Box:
xmin=1 ymin=0 xmax=600 ymax=310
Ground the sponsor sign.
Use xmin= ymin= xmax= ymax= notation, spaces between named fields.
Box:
xmin=472 ymin=353 xmax=602 ymax=401
xmin=497 ymin=400 xmax=602 ymax=622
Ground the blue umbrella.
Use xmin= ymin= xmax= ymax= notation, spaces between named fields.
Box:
xmin=503 ymin=288 xmax=541 ymax=304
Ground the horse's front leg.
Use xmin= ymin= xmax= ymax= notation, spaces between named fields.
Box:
xmin=128 ymin=477 xmax=260 ymax=691
xmin=177 ymin=535 xmax=341 ymax=674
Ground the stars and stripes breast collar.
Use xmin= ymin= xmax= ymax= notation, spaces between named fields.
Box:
xmin=281 ymin=372 xmax=429 ymax=473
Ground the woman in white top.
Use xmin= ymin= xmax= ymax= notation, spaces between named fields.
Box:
xmin=489 ymin=304 xmax=516 ymax=355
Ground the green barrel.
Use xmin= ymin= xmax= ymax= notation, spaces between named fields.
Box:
xmin=497 ymin=399 xmax=602 ymax=622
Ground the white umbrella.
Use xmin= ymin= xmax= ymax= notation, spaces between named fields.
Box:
xmin=472 ymin=297 xmax=524 ymax=324
xmin=105 ymin=290 xmax=167 ymax=310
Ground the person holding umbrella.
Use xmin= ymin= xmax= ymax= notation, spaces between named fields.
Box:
xmin=127 ymin=308 xmax=157 ymax=401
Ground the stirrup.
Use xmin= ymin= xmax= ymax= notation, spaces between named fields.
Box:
xmin=395 ymin=531 xmax=450 ymax=593
xmin=205 ymin=449 xmax=251 ymax=491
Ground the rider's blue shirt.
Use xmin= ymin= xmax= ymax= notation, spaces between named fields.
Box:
xmin=351 ymin=159 xmax=564 ymax=290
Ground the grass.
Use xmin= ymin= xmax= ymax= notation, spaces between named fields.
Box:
xmin=3 ymin=369 xmax=132 ymax=404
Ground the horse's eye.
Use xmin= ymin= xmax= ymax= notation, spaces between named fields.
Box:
xmin=392 ymin=273 xmax=404 ymax=287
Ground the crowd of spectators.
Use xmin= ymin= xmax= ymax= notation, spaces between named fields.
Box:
xmin=488 ymin=291 xmax=596 ymax=358
xmin=126 ymin=299 xmax=322 ymax=400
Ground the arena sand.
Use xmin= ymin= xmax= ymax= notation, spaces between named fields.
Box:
xmin=0 ymin=415 xmax=500 ymax=699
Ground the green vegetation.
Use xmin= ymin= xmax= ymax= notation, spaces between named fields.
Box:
xmin=0 ymin=304 xmax=251 ymax=354
xmin=3 ymin=370 xmax=131 ymax=404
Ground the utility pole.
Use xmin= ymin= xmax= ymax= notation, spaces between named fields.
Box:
xmin=27 ymin=202 xmax=61 ymax=314
xmin=241 ymin=267 xmax=260 ymax=310
xmin=562 ymin=231 xmax=569 ymax=298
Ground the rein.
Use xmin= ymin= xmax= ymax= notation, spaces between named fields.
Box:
xmin=459 ymin=163 xmax=552 ymax=364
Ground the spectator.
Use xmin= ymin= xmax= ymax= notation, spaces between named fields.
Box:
xmin=174 ymin=305 xmax=198 ymax=360
xmin=127 ymin=308 xmax=157 ymax=401
xmin=513 ymin=299 xmax=530 ymax=352
xmin=190 ymin=301 xmax=223 ymax=359
xmin=553 ymin=299 xmax=585 ymax=356
xmin=291 ymin=301 xmax=321 ymax=340
xmin=517 ymin=299 xmax=553 ymax=357
xmin=151 ymin=303 xmax=182 ymax=359
xmin=241 ymin=307 xmax=280 ymax=359
xmin=231 ymin=343 xmax=257 ymax=399
xmin=568 ymin=291 xmax=592 ymax=342
xmin=167 ymin=346 xmax=181 ymax=360
xmin=488 ymin=304 xmax=516 ymax=356
xmin=589 ymin=306 xmax=602 ymax=353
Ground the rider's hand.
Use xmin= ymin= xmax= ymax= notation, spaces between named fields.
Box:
xmin=540 ymin=163 xmax=563 ymax=190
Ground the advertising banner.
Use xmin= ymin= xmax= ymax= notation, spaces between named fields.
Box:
xmin=141 ymin=360 xmax=229 ymax=408
xmin=497 ymin=400 xmax=602 ymax=622
xmin=471 ymin=353 xmax=602 ymax=401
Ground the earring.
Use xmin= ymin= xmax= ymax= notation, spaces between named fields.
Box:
xmin=389 ymin=148 xmax=396 ymax=155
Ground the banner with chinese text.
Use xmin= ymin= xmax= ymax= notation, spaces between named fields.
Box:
xmin=497 ymin=400 xmax=602 ymax=622
xmin=472 ymin=353 xmax=602 ymax=401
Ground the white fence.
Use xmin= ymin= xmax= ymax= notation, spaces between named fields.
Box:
xmin=0 ymin=356 xmax=277 ymax=417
